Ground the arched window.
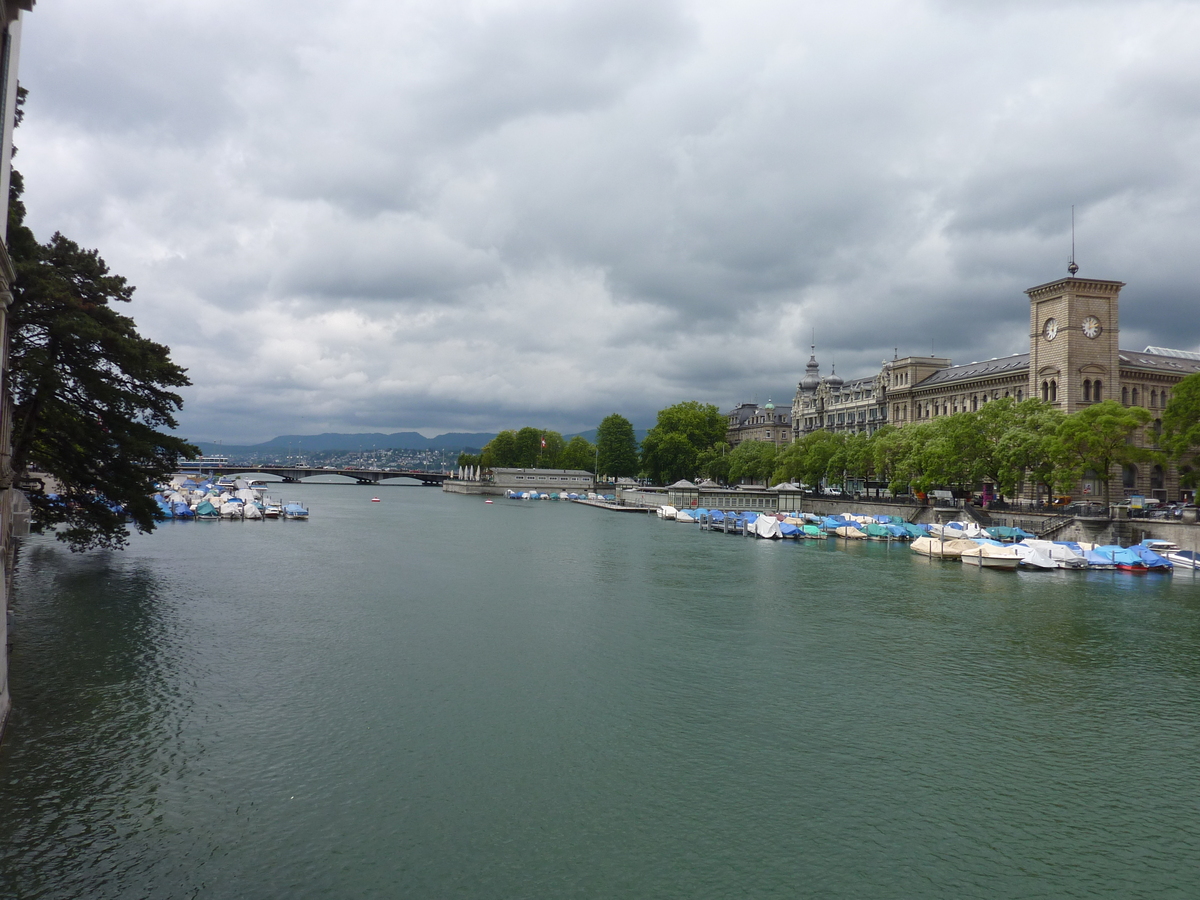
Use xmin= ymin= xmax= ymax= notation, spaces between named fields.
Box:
xmin=1004 ymin=390 xmax=1010 ymax=398
xmin=1083 ymin=380 xmax=1091 ymax=402
xmin=1050 ymin=380 xmax=1057 ymax=402
xmin=1122 ymin=386 xmax=1129 ymax=405
xmin=1132 ymin=387 xmax=1139 ymax=406
xmin=972 ymin=395 xmax=978 ymax=411
xmin=1150 ymin=389 xmax=1158 ymax=408
xmin=1042 ymin=381 xmax=1049 ymax=402
xmin=1151 ymin=465 xmax=1165 ymax=490
xmin=1123 ymin=465 xmax=1138 ymax=489
xmin=1017 ymin=389 xmax=1023 ymax=402
xmin=1094 ymin=379 xmax=1102 ymax=400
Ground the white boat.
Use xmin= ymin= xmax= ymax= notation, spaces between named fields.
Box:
xmin=1009 ymin=542 xmax=1057 ymax=569
xmin=675 ymin=510 xmax=696 ymax=524
xmin=928 ymin=521 xmax=985 ymax=540
xmin=1020 ymin=539 xmax=1088 ymax=569
xmin=243 ymin=502 xmax=264 ymax=520
xmin=219 ymin=500 xmax=244 ymax=518
xmin=657 ymin=505 xmax=678 ymax=520
xmin=754 ymin=516 xmax=782 ymax=539
xmin=1164 ymin=549 xmax=1199 ymax=570
xmin=263 ymin=498 xmax=283 ymax=518
xmin=910 ymin=537 xmax=982 ymax=559
xmin=1140 ymin=539 xmax=1181 ymax=553
xmin=960 ymin=544 xmax=1021 ymax=569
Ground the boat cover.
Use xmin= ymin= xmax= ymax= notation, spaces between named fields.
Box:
xmin=1093 ymin=546 xmax=1147 ymax=568
xmin=1131 ymin=547 xmax=1172 ymax=569
xmin=755 ymin=517 xmax=782 ymax=539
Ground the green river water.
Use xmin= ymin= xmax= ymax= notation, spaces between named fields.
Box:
xmin=1 ymin=485 xmax=1199 ymax=898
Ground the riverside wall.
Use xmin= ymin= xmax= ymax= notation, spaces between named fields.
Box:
xmin=442 ymin=479 xmax=505 ymax=497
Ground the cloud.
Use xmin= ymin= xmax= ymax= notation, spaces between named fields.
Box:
xmin=15 ymin=0 xmax=1200 ymax=441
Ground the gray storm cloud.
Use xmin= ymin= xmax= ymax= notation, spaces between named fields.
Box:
xmin=16 ymin=0 xmax=1200 ymax=441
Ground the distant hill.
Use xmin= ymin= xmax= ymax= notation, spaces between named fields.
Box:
xmin=194 ymin=427 xmax=651 ymax=457
xmin=195 ymin=431 xmax=498 ymax=455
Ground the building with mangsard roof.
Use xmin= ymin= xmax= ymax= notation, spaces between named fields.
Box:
xmin=725 ymin=400 xmax=791 ymax=448
xmin=788 ymin=273 xmax=1200 ymax=502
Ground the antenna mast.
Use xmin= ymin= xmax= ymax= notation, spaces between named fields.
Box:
xmin=1068 ymin=206 xmax=1079 ymax=276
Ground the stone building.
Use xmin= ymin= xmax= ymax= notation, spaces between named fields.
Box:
xmin=725 ymin=400 xmax=791 ymax=448
xmin=787 ymin=272 xmax=1200 ymax=502
xmin=0 ymin=0 xmax=35 ymax=741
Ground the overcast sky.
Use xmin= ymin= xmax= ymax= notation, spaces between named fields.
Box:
xmin=16 ymin=0 xmax=1200 ymax=442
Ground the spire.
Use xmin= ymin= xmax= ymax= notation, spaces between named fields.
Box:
xmin=801 ymin=343 xmax=821 ymax=391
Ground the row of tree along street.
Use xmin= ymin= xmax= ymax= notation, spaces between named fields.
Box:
xmin=461 ymin=387 xmax=1200 ymax=506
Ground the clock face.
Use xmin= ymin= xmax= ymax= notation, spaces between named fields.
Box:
xmin=1043 ymin=317 xmax=1059 ymax=341
xmin=1082 ymin=315 xmax=1102 ymax=339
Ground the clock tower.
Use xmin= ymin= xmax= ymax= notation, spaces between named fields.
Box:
xmin=1026 ymin=273 xmax=1123 ymax=414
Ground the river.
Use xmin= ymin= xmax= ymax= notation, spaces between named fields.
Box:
xmin=2 ymin=485 xmax=1199 ymax=898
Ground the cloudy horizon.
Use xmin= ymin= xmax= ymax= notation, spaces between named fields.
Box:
xmin=16 ymin=0 xmax=1200 ymax=443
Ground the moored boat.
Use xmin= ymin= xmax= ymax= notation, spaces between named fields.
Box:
xmin=910 ymin=537 xmax=980 ymax=559
xmin=960 ymin=543 xmax=1021 ymax=569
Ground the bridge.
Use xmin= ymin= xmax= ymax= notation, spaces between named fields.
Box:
xmin=197 ymin=465 xmax=449 ymax=486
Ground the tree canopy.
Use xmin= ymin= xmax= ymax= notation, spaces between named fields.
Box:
xmin=727 ymin=440 xmax=777 ymax=484
xmin=480 ymin=427 xmax=566 ymax=469
xmin=7 ymin=172 xmax=197 ymax=550
xmin=640 ymin=401 xmax=724 ymax=484
xmin=558 ymin=435 xmax=597 ymax=472
xmin=596 ymin=413 xmax=639 ymax=478
xmin=1053 ymin=400 xmax=1154 ymax=505
xmin=1162 ymin=372 xmax=1200 ymax=488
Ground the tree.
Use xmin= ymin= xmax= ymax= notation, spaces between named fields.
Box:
xmin=513 ymin=427 xmax=543 ymax=467
xmin=539 ymin=431 xmax=565 ymax=468
xmin=482 ymin=430 xmax=518 ymax=468
xmin=828 ymin=431 xmax=873 ymax=493
xmin=775 ymin=430 xmax=844 ymax=490
xmin=640 ymin=401 xmax=724 ymax=484
xmin=922 ymin=413 xmax=987 ymax=492
xmin=696 ymin=442 xmax=731 ymax=484
xmin=595 ymin=414 xmax=639 ymax=478
xmin=7 ymin=177 xmax=196 ymax=550
xmin=558 ymin=435 xmax=596 ymax=472
xmin=640 ymin=431 xmax=697 ymax=485
xmin=1162 ymin=372 xmax=1200 ymax=488
xmin=989 ymin=399 xmax=1065 ymax=498
xmin=1054 ymin=401 xmax=1154 ymax=505
xmin=727 ymin=440 xmax=777 ymax=485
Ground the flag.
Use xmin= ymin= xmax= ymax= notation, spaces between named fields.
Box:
xmin=541 ymin=437 xmax=546 ymax=448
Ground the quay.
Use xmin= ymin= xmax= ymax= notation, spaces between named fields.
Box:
xmin=571 ymin=498 xmax=654 ymax=513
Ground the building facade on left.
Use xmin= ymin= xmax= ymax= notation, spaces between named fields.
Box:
xmin=0 ymin=0 xmax=35 ymax=742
